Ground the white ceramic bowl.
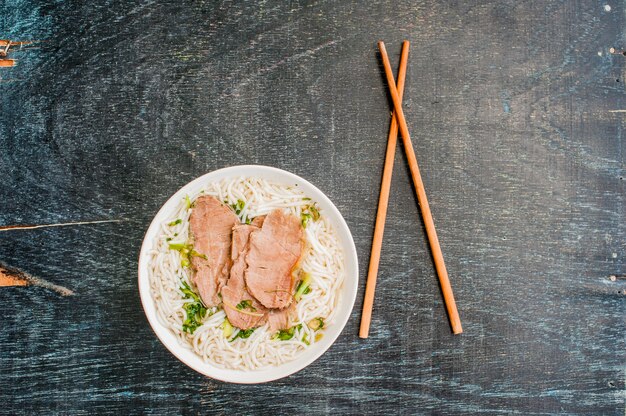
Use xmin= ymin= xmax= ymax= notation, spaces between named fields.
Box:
xmin=138 ymin=165 xmax=358 ymax=383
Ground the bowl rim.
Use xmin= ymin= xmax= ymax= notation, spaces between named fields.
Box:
xmin=137 ymin=165 xmax=358 ymax=384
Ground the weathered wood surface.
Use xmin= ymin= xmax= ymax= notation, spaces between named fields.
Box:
xmin=0 ymin=1 xmax=624 ymax=414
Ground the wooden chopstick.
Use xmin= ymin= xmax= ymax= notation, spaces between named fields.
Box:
xmin=359 ymin=41 xmax=410 ymax=339
xmin=378 ymin=41 xmax=463 ymax=335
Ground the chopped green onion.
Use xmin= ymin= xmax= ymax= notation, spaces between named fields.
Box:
xmin=169 ymin=241 xmax=206 ymax=267
xmin=168 ymin=219 xmax=182 ymax=226
xmin=308 ymin=205 xmax=320 ymax=221
xmin=221 ymin=318 xmax=234 ymax=338
xmin=230 ymin=328 xmax=254 ymax=342
xmin=294 ymin=272 xmax=312 ymax=302
xmin=235 ymin=299 xmax=256 ymax=312
xmin=227 ymin=199 xmax=250 ymax=223
xmin=180 ymin=281 xmax=201 ymax=303
xmin=189 ymin=249 xmax=208 ymax=260
xmin=302 ymin=332 xmax=310 ymax=345
xmin=180 ymin=281 xmax=207 ymax=334
xmin=308 ymin=317 xmax=324 ymax=331
xmin=230 ymin=199 xmax=246 ymax=215
xmin=185 ymin=195 xmax=193 ymax=209
xmin=168 ymin=241 xmax=186 ymax=250
xmin=273 ymin=324 xmax=302 ymax=341
xmin=301 ymin=212 xmax=312 ymax=228
xmin=301 ymin=204 xmax=320 ymax=228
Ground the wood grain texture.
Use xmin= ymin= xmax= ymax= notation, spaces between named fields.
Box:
xmin=0 ymin=0 xmax=624 ymax=414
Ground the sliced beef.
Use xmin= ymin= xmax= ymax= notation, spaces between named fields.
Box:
xmin=221 ymin=224 xmax=267 ymax=329
xmin=189 ymin=195 xmax=240 ymax=307
xmin=267 ymin=303 xmax=295 ymax=331
xmin=250 ymin=215 xmax=265 ymax=227
xmin=245 ymin=209 xmax=303 ymax=309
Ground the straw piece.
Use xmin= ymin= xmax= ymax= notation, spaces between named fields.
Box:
xmin=359 ymin=41 xmax=410 ymax=339
xmin=378 ymin=41 xmax=463 ymax=335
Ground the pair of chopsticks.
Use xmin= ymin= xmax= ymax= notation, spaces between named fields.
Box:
xmin=359 ymin=41 xmax=462 ymax=338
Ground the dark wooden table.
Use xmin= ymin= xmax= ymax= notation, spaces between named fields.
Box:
xmin=1 ymin=1 xmax=624 ymax=414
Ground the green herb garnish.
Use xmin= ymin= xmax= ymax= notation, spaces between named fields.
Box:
xmin=180 ymin=281 xmax=207 ymax=334
xmin=236 ymin=299 xmax=256 ymax=312
xmin=185 ymin=195 xmax=193 ymax=209
xmin=168 ymin=241 xmax=186 ymax=250
xmin=168 ymin=218 xmax=182 ymax=226
xmin=300 ymin=204 xmax=320 ymax=228
xmin=274 ymin=324 xmax=303 ymax=341
xmin=221 ymin=318 xmax=234 ymax=338
xmin=302 ymin=332 xmax=310 ymax=346
xmin=308 ymin=317 xmax=324 ymax=331
xmin=227 ymin=199 xmax=250 ymax=223
xmin=308 ymin=205 xmax=320 ymax=221
xmin=230 ymin=199 xmax=245 ymax=215
xmin=294 ymin=272 xmax=312 ymax=302
xmin=180 ymin=281 xmax=201 ymax=302
xmin=301 ymin=212 xmax=312 ymax=228
xmin=169 ymin=241 xmax=207 ymax=267
xmin=230 ymin=328 xmax=255 ymax=342
xmin=182 ymin=302 xmax=206 ymax=333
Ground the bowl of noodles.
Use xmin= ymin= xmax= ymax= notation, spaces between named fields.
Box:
xmin=138 ymin=165 xmax=358 ymax=383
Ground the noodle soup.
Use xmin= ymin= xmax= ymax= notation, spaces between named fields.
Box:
xmin=147 ymin=176 xmax=345 ymax=371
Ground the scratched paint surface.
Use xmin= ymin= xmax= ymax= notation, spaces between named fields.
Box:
xmin=0 ymin=1 xmax=624 ymax=415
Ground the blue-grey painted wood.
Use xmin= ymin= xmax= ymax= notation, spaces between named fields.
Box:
xmin=0 ymin=1 xmax=624 ymax=414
